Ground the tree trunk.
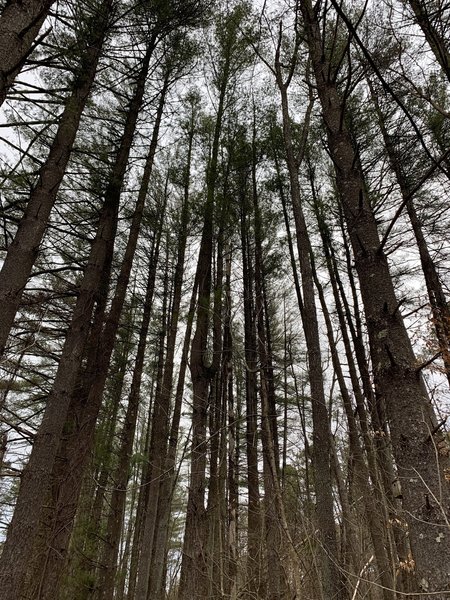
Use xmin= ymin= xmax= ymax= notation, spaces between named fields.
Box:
xmin=178 ymin=30 xmax=231 ymax=599
xmin=369 ymin=81 xmax=450 ymax=385
xmin=301 ymin=0 xmax=450 ymax=593
xmin=0 ymin=42 xmax=154 ymax=600
xmin=0 ymin=0 xmax=55 ymax=104
xmin=0 ymin=0 xmax=113 ymax=356
xmin=177 ymin=209 xmax=214 ymax=600
xmin=147 ymin=276 xmax=199 ymax=599
xmin=254 ymin=198 xmax=289 ymax=600
xmin=97 ymin=199 xmax=165 ymax=600
xmin=313 ymin=247 xmax=395 ymax=600
xmin=206 ymin=239 xmax=225 ymax=600
xmin=145 ymin=117 xmax=196 ymax=600
xmin=406 ymin=0 xmax=450 ymax=82
xmin=274 ymin=39 xmax=344 ymax=599
xmin=239 ymin=190 xmax=263 ymax=600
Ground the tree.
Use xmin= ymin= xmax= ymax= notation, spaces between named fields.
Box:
xmin=300 ymin=0 xmax=450 ymax=593
xmin=0 ymin=0 xmax=115 ymax=356
xmin=0 ymin=0 xmax=55 ymax=104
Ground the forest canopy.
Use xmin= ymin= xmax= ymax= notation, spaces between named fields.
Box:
xmin=0 ymin=0 xmax=450 ymax=599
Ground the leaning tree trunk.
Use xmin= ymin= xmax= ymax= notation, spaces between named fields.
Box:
xmin=145 ymin=120 xmax=195 ymax=600
xmin=0 ymin=42 xmax=154 ymax=600
xmin=31 ymin=45 xmax=160 ymax=600
xmin=147 ymin=277 xmax=199 ymax=599
xmin=313 ymin=248 xmax=395 ymax=600
xmin=133 ymin=247 xmax=173 ymax=600
xmin=0 ymin=0 xmax=113 ymax=356
xmin=0 ymin=0 xmax=55 ymax=104
xmin=97 ymin=195 xmax=166 ymax=600
xmin=406 ymin=0 xmax=450 ymax=83
xmin=135 ymin=116 xmax=193 ymax=600
xmin=369 ymin=82 xmax=450 ymax=385
xmin=301 ymin=0 xmax=450 ymax=593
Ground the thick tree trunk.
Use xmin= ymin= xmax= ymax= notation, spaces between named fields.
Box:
xmin=301 ymin=0 xmax=450 ymax=593
xmin=0 ymin=43 xmax=154 ymax=600
xmin=31 ymin=50 xmax=161 ymax=600
xmin=0 ymin=0 xmax=54 ymax=104
xmin=60 ymin=327 xmax=132 ymax=600
xmin=0 ymin=0 xmax=113 ymax=356
xmin=369 ymin=83 xmax=450 ymax=385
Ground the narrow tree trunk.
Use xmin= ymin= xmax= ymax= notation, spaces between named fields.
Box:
xmin=178 ymin=36 xmax=231 ymax=600
xmin=97 ymin=204 xmax=165 ymax=600
xmin=252 ymin=136 xmax=303 ymax=599
xmin=125 ymin=369 xmax=159 ymax=600
xmin=147 ymin=277 xmax=199 ymax=599
xmin=206 ymin=234 xmax=225 ymax=600
xmin=253 ymin=201 xmax=289 ymax=600
xmin=133 ymin=247 xmax=173 ymax=600
xmin=274 ymin=33 xmax=344 ymax=598
xmin=406 ymin=0 xmax=450 ymax=82
xmin=135 ymin=119 xmax=194 ymax=600
xmin=223 ymin=251 xmax=238 ymax=600
xmin=313 ymin=251 xmax=395 ymax=600
xmin=177 ymin=220 xmax=214 ymax=600
xmin=239 ymin=192 xmax=263 ymax=600
xmin=145 ymin=120 xmax=196 ymax=600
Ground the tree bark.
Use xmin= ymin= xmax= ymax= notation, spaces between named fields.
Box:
xmin=178 ymin=22 xmax=232 ymax=597
xmin=0 ymin=0 xmax=113 ymax=356
xmin=0 ymin=41 xmax=154 ymax=600
xmin=239 ymin=186 xmax=263 ymax=600
xmin=301 ymin=0 xmax=450 ymax=593
xmin=97 ymin=194 xmax=165 ymax=600
xmin=406 ymin=0 xmax=450 ymax=82
xmin=369 ymin=80 xmax=450 ymax=386
xmin=147 ymin=276 xmax=199 ymax=599
xmin=253 ymin=187 xmax=290 ymax=600
xmin=0 ymin=0 xmax=55 ymax=104
xmin=145 ymin=113 xmax=196 ymax=599
xmin=274 ymin=30 xmax=344 ymax=598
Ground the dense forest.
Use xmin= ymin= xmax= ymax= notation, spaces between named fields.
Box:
xmin=0 ymin=0 xmax=449 ymax=598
